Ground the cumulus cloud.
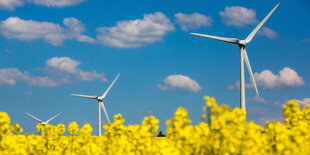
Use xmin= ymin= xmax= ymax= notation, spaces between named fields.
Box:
xmin=247 ymin=96 xmax=267 ymax=104
xmin=96 ymin=12 xmax=175 ymax=48
xmin=0 ymin=17 xmax=95 ymax=46
xmin=258 ymin=27 xmax=278 ymax=39
xmin=46 ymin=56 xmax=81 ymax=74
xmin=0 ymin=68 xmax=26 ymax=86
xmin=77 ymin=35 xmax=96 ymax=43
xmin=219 ymin=6 xmax=257 ymax=27
xmin=291 ymin=98 xmax=310 ymax=106
xmin=28 ymin=0 xmax=85 ymax=7
xmin=77 ymin=70 xmax=107 ymax=81
xmin=63 ymin=18 xmax=96 ymax=43
xmin=253 ymin=67 xmax=304 ymax=90
xmin=174 ymin=12 xmax=212 ymax=31
xmin=0 ymin=0 xmax=84 ymax=10
xmin=157 ymin=75 xmax=202 ymax=93
xmin=228 ymin=67 xmax=304 ymax=90
xmin=0 ymin=17 xmax=65 ymax=45
xmin=0 ymin=57 xmax=106 ymax=87
xmin=45 ymin=57 xmax=107 ymax=82
xmin=0 ymin=68 xmax=61 ymax=87
xmin=0 ymin=0 xmax=24 ymax=10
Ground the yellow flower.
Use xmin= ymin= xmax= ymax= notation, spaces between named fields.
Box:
xmin=68 ymin=122 xmax=79 ymax=135
xmin=80 ymin=124 xmax=92 ymax=138
xmin=0 ymin=97 xmax=309 ymax=154
xmin=204 ymin=96 xmax=217 ymax=107
xmin=0 ymin=112 xmax=11 ymax=134
xmin=57 ymin=124 xmax=66 ymax=135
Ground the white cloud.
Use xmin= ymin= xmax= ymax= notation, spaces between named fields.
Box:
xmin=0 ymin=0 xmax=24 ymax=10
xmin=219 ymin=6 xmax=257 ymax=27
xmin=77 ymin=35 xmax=96 ymax=43
xmin=96 ymin=12 xmax=175 ymax=48
xmin=258 ymin=27 xmax=278 ymax=39
xmin=0 ymin=17 xmax=65 ymax=45
xmin=46 ymin=57 xmax=81 ymax=74
xmin=0 ymin=68 xmax=25 ymax=86
xmin=0 ymin=68 xmax=61 ymax=87
xmin=291 ymin=98 xmax=310 ymax=106
xmin=46 ymin=57 xmax=107 ymax=82
xmin=63 ymin=17 xmax=95 ymax=43
xmin=174 ymin=12 xmax=212 ymax=31
xmin=157 ymin=74 xmax=201 ymax=93
xmin=28 ymin=0 xmax=85 ymax=7
xmin=0 ymin=0 xmax=84 ymax=10
xmin=23 ymin=74 xmax=64 ymax=87
xmin=63 ymin=17 xmax=85 ymax=38
xmin=0 ymin=17 xmax=95 ymax=45
xmin=228 ymin=67 xmax=304 ymax=90
xmin=78 ymin=70 xmax=106 ymax=81
xmin=247 ymin=96 xmax=267 ymax=104
xmin=0 ymin=57 xmax=106 ymax=87
xmin=253 ymin=67 xmax=304 ymax=90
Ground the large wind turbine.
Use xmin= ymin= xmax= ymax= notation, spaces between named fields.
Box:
xmin=191 ymin=3 xmax=279 ymax=112
xmin=71 ymin=73 xmax=120 ymax=136
xmin=25 ymin=112 xmax=62 ymax=126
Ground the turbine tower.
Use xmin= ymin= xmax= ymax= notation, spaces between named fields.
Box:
xmin=71 ymin=73 xmax=120 ymax=136
xmin=25 ymin=112 xmax=62 ymax=135
xmin=191 ymin=3 xmax=279 ymax=112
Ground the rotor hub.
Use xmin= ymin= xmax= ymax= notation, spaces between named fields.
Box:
xmin=238 ymin=40 xmax=247 ymax=46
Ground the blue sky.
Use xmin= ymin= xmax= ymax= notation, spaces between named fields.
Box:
xmin=0 ymin=0 xmax=309 ymax=135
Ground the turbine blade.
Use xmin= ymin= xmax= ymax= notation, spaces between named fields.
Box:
xmin=100 ymin=101 xmax=110 ymax=123
xmin=245 ymin=3 xmax=279 ymax=43
xmin=101 ymin=73 xmax=120 ymax=98
xmin=242 ymin=48 xmax=259 ymax=96
xmin=45 ymin=112 xmax=62 ymax=124
xmin=25 ymin=112 xmax=42 ymax=123
xmin=190 ymin=33 xmax=239 ymax=44
xmin=70 ymin=94 xmax=98 ymax=99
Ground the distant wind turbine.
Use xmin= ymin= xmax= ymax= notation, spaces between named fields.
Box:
xmin=25 ymin=112 xmax=62 ymax=125
xmin=25 ymin=112 xmax=62 ymax=135
xmin=191 ymin=3 xmax=279 ymax=112
xmin=71 ymin=73 xmax=120 ymax=136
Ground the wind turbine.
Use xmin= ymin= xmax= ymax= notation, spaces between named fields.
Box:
xmin=71 ymin=73 xmax=120 ymax=136
xmin=25 ymin=112 xmax=62 ymax=126
xmin=191 ymin=3 xmax=279 ymax=112
xmin=25 ymin=112 xmax=62 ymax=135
